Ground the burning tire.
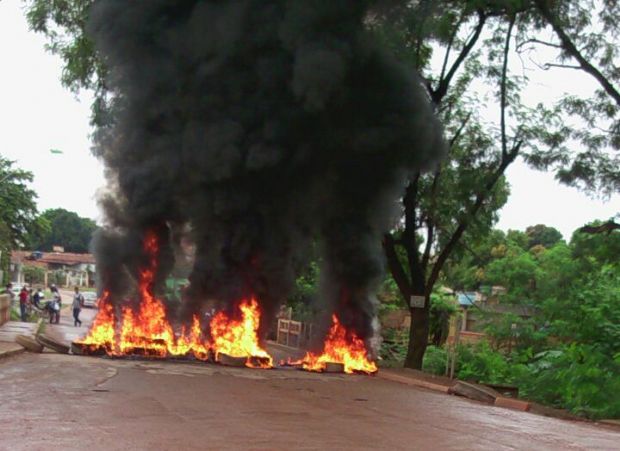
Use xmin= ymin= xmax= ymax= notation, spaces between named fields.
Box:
xmin=15 ymin=334 xmax=44 ymax=353
xmin=217 ymin=353 xmax=247 ymax=367
xmin=36 ymin=334 xmax=70 ymax=354
xmin=71 ymin=342 xmax=108 ymax=356
xmin=324 ymin=362 xmax=345 ymax=373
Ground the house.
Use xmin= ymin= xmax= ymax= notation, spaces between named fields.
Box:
xmin=10 ymin=250 xmax=96 ymax=288
xmin=447 ymin=287 xmax=535 ymax=345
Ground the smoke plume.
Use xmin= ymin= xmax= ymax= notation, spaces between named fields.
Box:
xmin=88 ymin=0 xmax=444 ymax=348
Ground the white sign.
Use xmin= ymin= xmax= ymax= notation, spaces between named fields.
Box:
xmin=410 ymin=295 xmax=426 ymax=308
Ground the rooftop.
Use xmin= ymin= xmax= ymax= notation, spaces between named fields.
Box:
xmin=11 ymin=250 xmax=95 ymax=266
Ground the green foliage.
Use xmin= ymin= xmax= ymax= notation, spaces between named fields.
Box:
xmin=445 ymin=221 xmax=620 ymax=419
xmin=506 ymin=229 xmax=529 ymax=250
xmin=518 ymin=0 xmax=620 ymax=196
xmin=520 ymin=344 xmax=620 ymax=419
xmin=525 ymin=224 xmax=563 ymax=249
xmin=0 ymin=157 xmax=40 ymax=246
xmin=429 ymin=292 xmax=457 ymax=345
xmin=570 ymin=222 xmax=620 ymax=269
xmin=456 ymin=341 xmax=517 ymax=384
xmin=287 ymin=261 xmax=320 ymax=322
xmin=0 ymin=157 xmax=41 ymax=279
xmin=27 ymin=208 xmax=97 ymax=253
xmin=482 ymin=312 xmax=546 ymax=354
xmin=422 ymin=345 xmax=448 ymax=375
xmin=47 ymin=270 xmax=66 ymax=287
xmin=377 ymin=273 xmax=402 ymax=307
xmin=484 ymin=248 xmax=538 ymax=303
xmin=23 ymin=266 xmax=45 ymax=285
xmin=379 ymin=327 xmax=409 ymax=362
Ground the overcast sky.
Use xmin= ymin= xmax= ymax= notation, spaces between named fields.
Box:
xmin=0 ymin=1 xmax=618 ymax=239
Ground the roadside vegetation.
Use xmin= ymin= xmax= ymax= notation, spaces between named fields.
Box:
xmin=379 ymin=223 xmax=620 ymax=420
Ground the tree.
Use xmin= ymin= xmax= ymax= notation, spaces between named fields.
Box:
xmin=28 ymin=208 xmax=97 ymax=253
xmin=579 ymin=218 xmax=620 ymax=235
xmin=24 ymin=0 xmax=108 ymax=126
xmin=375 ymin=1 xmax=562 ymax=368
xmin=0 ymin=156 xmax=42 ymax=279
xmin=522 ymin=0 xmax=620 ymax=196
xmin=525 ymin=224 xmax=563 ymax=249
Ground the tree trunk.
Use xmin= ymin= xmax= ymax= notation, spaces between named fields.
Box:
xmin=404 ymin=297 xmax=430 ymax=369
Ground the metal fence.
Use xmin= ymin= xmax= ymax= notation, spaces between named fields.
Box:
xmin=276 ymin=318 xmax=313 ymax=349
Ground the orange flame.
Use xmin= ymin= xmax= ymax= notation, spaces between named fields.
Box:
xmin=77 ymin=232 xmax=272 ymax=367
xmin=77 ymin=231 xmax=210 ymax=360
xmin=172 ymin=315 xmax=210 ymax=360
xmin=118 ymin=233 xmax=177 ymax=356
xmin=302 ymin=314 xmax=377 ymax=374
xmin=210 ymin=298 xmax=273 ymax=368
xmin=75 ymin=290 xmax=116 ymax=351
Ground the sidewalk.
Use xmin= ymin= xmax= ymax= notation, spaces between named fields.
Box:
xmin=0 ymin=320 xmax=38 ymax=359
xmin=0 ymin=320 xmax=37 ymax=343
xmin=0 ymin=341 xmax=24 ymax=359
xmin=377 ymin=366 xmax=620 ymax=430
xmin=377 ymin=367 xmax=453 ymax=393
xmin=378 ymin=367 xmax=532 ymax=411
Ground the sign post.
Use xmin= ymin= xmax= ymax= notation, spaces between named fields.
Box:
xmin=409 ymin=295 xmax=426 ymax=309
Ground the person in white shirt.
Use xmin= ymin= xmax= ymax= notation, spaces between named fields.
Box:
xmin=50 ymin=285 xmax=61 ymax=324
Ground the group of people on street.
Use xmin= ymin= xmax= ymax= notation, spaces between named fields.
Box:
xmin=2 ymin=283 xmax=84 ymax=326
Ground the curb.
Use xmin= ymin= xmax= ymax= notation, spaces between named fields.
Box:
xmin=598 ymin=419 xmax=620 ymax=429
xmin=0 ymin=345 xmax=25 ymax=360
xmin=377 ymin=370 xmax=451 ymax=393
xmin=449 ymin=380 xmax=499 ymax=404
xmin=35 ymin=318 xmax=44 ymax=336
xmin=495 ymin=396 xmax=531 ymax=412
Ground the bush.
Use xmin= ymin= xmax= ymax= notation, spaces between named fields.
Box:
xmin=456 ymin=341 xmax=515 ymax=384
xmin=23 ymin=265 xmax=45 ymax=285
xmin=422 ymin=345 xmax=447 ymax=375
xmin=520 ymin=344 xmax=620 ymax=419
xmin=379 ymin=328 xmax=408 ymax=361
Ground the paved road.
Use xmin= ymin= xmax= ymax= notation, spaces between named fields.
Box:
xmin=0 ymin=352 xmax=618 ymax=451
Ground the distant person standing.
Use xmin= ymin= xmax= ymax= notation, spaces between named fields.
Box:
xmin=50 ymin=285 xmax=61 ymax=324
xmin=72 ymin=287 xmax=84 ymax=327
xmin=33 ymin=287 xmax=44 ymax=308
xmin=18 ymin=286 xmax=29 ymax=321
xmin=4 ymin=283 xmax=15 ymax=307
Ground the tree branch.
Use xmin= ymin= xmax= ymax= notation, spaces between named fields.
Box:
xmin=432 ymin=11 xmax=487 ymax=105
xmin=543 ymin=63 xmax=583 ymax=70
xmin=421 ymin=219 xmax=434 ymax=272
xmin=501 ymin=17 xmax=515 ymax=158
xmin=534 ymin=0 xmax=620 ymax=107
xmin=449 ymin=113 xmax=472 ymax=147
xmin=439 ymin=12 xmax=465 ymax=85
xmin=516 ymin=38 xmax=563 ymax=51
xmin=402 ymin=174 xmax=426 ymax=292
xmin=425 ymin=143 xmax=521 ymax=295
xmin=426 ymin=16 xmax=522 ymax=296
xmin=421 ymin=163 xmax=443 ymax=272
xmin=578 ymin=220 xmax=620 ymax=234
xmin=383 ymin=233 xmax=412 ymax=305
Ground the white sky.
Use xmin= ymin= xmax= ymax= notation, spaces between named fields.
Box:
xmin=0 ymin=0 xmax=618 ymax=239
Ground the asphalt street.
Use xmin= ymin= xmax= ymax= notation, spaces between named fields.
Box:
xmin=1 ymin=350 xmax=618 ymax=451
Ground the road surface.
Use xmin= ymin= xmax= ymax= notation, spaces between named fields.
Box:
xmin=0 ymin=350 xmax=618 ymax=451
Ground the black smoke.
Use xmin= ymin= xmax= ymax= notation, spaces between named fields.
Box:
xmin=88 ymin=0 xmax=444 ymax=348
